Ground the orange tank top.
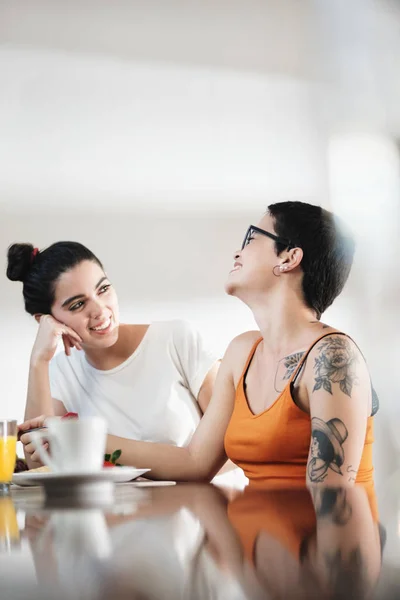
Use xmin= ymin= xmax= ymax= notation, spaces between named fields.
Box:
xmin=224 ymin=332 xmax=375 ymax=488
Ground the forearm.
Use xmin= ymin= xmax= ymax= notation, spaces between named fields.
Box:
xmin=106 ymin=434 xmax=217 ymax=482
xmin=25 ymin=360 xmax=54 ymax=421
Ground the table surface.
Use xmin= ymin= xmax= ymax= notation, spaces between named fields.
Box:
xmin=1 ymin=478 xmax=400 ymax=600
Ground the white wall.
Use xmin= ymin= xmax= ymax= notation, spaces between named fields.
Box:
xmin=0 ymin=49 xmax=327 ymax=212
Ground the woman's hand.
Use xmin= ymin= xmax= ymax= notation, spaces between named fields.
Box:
xmin=31 ymin=315 xmax=82 ymax=364
xmin=18 ymin=415 xmax=50 ymax=465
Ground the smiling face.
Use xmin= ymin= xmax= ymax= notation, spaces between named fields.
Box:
xmin=51 ymin=260 xmax=120 ymax=349
xmin=225 ymin=214 xmax=283 ymax=300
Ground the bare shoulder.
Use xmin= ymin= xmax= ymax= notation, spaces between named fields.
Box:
xmin=310 ymin=327 xmax=362 ymax=356
xmin=227 ymin=330 xmax=261 ymax=354
xmin=305 ymin=333 xmax=370 ymax=399
xmin=223 ymin=330 xmax=261 ymax=385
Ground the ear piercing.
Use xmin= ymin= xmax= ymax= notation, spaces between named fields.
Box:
xmin=273 ymin=264 xmax=289 ymax=277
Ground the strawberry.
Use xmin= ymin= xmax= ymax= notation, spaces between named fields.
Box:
xmin=103 ymin=450 xmax=122 ymax=468
xmin=62 ymin=412 xmax=79 ymax=420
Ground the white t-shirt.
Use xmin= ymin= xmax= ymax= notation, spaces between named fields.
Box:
xmin=49 ymin=320 xmax=218 ymax=447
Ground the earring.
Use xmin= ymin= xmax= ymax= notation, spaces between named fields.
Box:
xmin=273 ymin=265 xmax=281 ymax=277
xmin=273 ymin=264 xmax=289 ymax=277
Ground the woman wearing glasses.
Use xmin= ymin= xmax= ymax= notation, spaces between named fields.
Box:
xmin=7 ymin=242 xmax=219 ymax=467
xmin=19 ymin=201 xmax=378 ymax=487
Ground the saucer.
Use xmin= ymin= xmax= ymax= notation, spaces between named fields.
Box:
xmin=12 ymin=467 xmax=151 ymax=505
xmin=13 ymin=467 xmax=150 ymax=487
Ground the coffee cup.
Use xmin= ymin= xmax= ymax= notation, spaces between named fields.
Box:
xmin=30 ymin=417 xmax=107 ymax=474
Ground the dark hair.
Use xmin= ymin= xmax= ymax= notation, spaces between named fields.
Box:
xmin=313 ymin=430 xmax=334 ymax=464
xmin=268 ymin=201 xmax=355 ymax=319
xmin=6 ymin=242 xmax=103 ymax=315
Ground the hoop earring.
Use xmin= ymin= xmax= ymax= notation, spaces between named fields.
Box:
xmin=273 ymin=265 xmax=281 ymax=277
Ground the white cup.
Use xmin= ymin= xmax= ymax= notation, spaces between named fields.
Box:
xmin=30 ymin=417 xmax=107 ymax=474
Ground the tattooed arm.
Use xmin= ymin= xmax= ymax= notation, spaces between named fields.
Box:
xmin=305 ymin=335 xmax=372 ymax=485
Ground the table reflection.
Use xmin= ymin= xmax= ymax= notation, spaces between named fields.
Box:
xmin=3 ymin=482 xmax=392 ymax=599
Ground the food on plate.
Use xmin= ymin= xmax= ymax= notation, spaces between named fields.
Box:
xmin=104 ymin=449 xmax=122 ymax=467
xmin=27 ymin=466 xmax=51 ymax=474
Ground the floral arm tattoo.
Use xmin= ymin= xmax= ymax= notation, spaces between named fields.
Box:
xmin=313 ymin=336 xmax=359 ymax=398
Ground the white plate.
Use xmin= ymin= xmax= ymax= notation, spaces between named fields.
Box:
xmin=12 ymin=467 xmax=150 ymax=487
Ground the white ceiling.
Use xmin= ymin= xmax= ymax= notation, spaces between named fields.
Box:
xmin=0 ymin=0 xmax=399 ymax=213
xmin=0 ymin=0 xmax=319 ymax=77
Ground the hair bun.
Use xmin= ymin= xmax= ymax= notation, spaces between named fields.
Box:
xmin=6 ymin=243 xmax=36 ymax=282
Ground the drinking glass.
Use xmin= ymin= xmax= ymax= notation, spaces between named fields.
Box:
xmin=0 ymin=420 xmax=17 ymax=495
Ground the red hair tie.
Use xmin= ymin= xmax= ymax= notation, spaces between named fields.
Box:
xmin=31 ymin=247 xmax=39 ymax=263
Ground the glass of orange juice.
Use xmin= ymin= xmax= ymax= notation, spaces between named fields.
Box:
xmin=0 ymin=420 xmax=17 ymax=495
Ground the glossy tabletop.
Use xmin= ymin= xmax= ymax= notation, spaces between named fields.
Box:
xmin=1 ymin=477 xmax=399 ymax=600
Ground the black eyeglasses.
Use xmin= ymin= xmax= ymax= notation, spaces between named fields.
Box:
xmin=241 ymin=225 xmax=292 ymax=251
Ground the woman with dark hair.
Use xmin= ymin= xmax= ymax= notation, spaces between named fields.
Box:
xmin=7 ymin=242 xmax=219 ymax=467
xmin=18 ymin=201 xmax=378 ymax=486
